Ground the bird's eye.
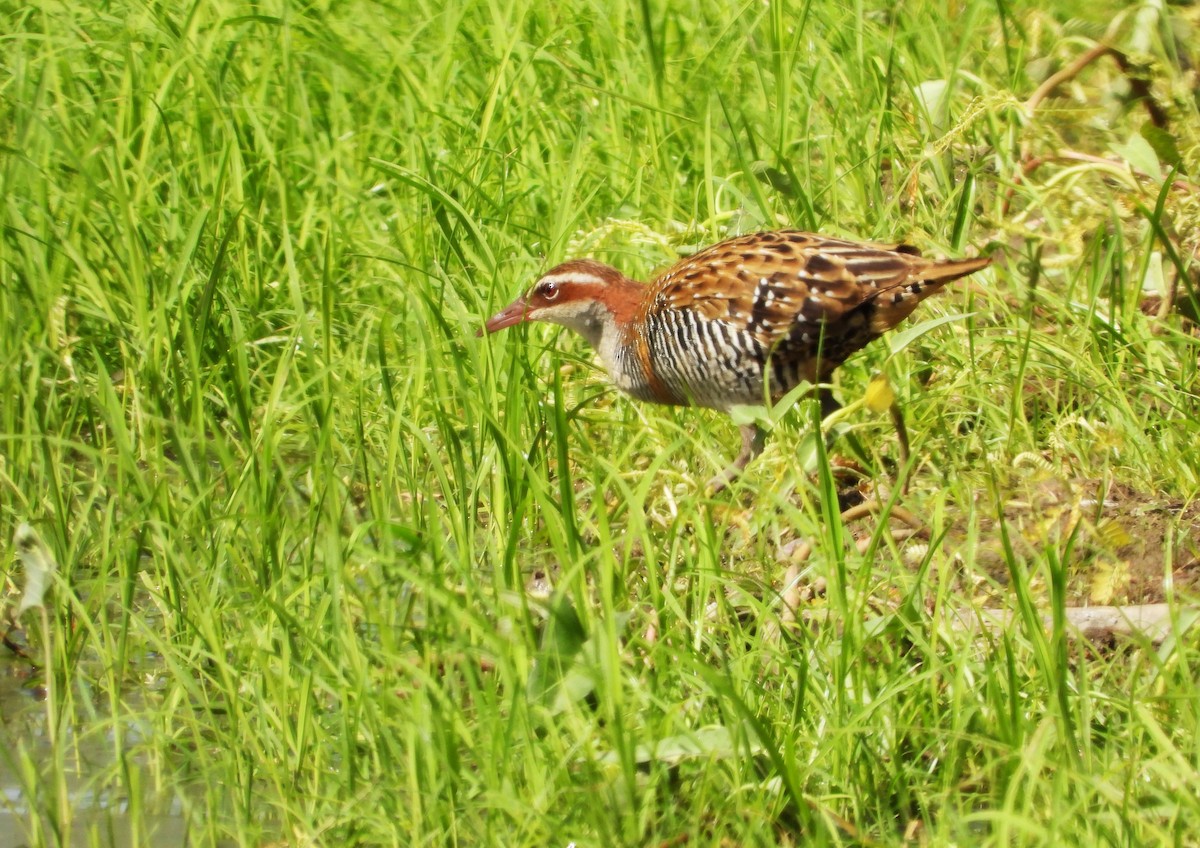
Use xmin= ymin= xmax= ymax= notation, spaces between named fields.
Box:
xmin=538 ymin=282 xmax=560 ymax=301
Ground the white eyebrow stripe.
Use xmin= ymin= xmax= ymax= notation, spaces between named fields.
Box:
xmin=538 ymin=272 xmax=606 ymax=286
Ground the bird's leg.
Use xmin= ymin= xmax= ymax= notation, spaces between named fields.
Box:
xmin=709 ymin=392 xmax=834 ymax=493
xmin=708 ymin=424 xmax=766 ymax=493
xmin=889 ymin=399 xmax=911 ymax=495
xmin=818 ymin=387 xmax=841 ymax=418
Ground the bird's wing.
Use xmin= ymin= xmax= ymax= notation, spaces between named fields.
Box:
xmin=646 ymin=231 xmax=924 ymax=349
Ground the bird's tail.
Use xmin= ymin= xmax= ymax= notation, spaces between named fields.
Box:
xmin=920 ymin=255 xmax=992 ymax=285
xmin=867 ymin=254 xmax=991 ymax=334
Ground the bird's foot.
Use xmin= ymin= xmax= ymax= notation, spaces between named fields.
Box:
xmin=707 ymin=424 xmax=766 ymax=493
xmin=706 ymin=465 xmax=741 ymax=494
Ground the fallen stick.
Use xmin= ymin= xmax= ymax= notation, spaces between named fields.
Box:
xmin=945 ymin=602 xmax=1193 ymax=646
xmin=792 ymin=602 xmax=1195 ymax=647
xmin=775 ymin=505 xmax=1197 ymax=649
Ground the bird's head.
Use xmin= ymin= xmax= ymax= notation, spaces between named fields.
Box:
xmin=481 ymin=260 xmax=641 ymax=346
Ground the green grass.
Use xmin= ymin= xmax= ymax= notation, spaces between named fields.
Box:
xmin=2 ymin=0 xmax=1200 ymax=845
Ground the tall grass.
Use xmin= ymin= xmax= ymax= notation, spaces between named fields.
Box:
xmin=1 ymin=0 xmax=1198 ymax=845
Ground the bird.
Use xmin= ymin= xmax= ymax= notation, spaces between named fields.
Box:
xmin=482 ymin=230 xmax=990 ymax=490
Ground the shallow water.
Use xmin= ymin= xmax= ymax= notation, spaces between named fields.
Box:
xmin=0 ymin=653 xmax=189 ymax=848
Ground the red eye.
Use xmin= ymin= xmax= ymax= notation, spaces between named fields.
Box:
xmin=538 ymin=282 xmax=559 ymax=301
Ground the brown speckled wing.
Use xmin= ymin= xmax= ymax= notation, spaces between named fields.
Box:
xmin=646 ymin=230 xmax=926 ymax=349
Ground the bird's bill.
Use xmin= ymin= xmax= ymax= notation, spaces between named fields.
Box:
xmin=482 ymin=297 xmax=530 ymax=334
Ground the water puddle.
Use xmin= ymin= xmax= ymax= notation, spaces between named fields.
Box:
xmin=0 ymin=654 xmax=190 ymax=848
